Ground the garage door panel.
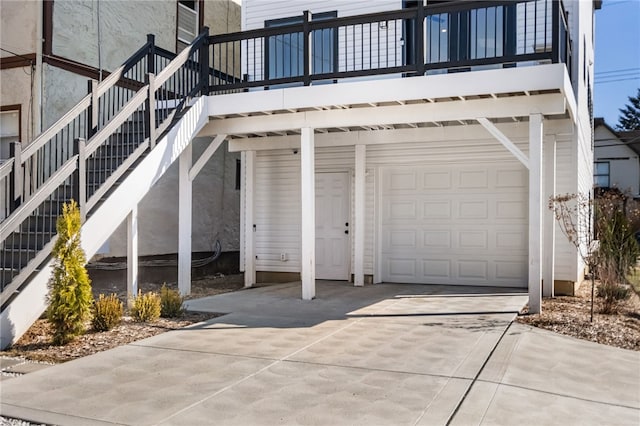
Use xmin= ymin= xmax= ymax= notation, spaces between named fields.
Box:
xmin=422 ymin=259 xmax=452 ymax=280
xmin=458 ymin=200 xmax=489 ymax=219
xmin=423 ymin=171 xmax=452 ymax=189
xmin=423 ymin=230 xmax=451 ymax=249
xmin=458 ymin=230 xmax=489 ymax=249
xmin=457 ymin=260 xmax=489 ymax=280
xmin=389 ymin=230 xmax=417 ymax=249
xmin=496 ymin=230 xmax=527 ymax=252
xmin=458 ymin=169 xmax=489 ymax=189
xmin=495 ymin=260 xmax=528 ymax=281
xmin=387 ymin=258 xmax=417 ymax=280
xmin=496 ymin=169 xmax=527 ymax=188
xmin=382 ymin=163 xmax=527 ymax=287
xmin=423 ymin=200 xmax=452 ymax=219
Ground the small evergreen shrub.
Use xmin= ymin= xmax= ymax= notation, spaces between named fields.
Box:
xmin=131 ymin=291 xmax=161 ymax=322
xmin=160 ymin=284 xmax=184 ymax=318
xmin=92 ymin=294 xmax=124 ymax=331
xmin=48 ymin=200 xmax=93 ymax=345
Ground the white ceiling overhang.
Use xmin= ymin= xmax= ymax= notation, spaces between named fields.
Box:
xmin=198 ymin=62 xmax=576 ymax=142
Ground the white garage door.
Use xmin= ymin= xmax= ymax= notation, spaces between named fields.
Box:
xmin=381 ymin=164 xmax=528 ymax=287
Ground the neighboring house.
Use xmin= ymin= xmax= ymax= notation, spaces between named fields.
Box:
xmin=0 ymin=0 xmax=241 ymax=261
xmin=594 ymin=118 xmax=640 ymax=197
xmin=0 ymin=0 xmax=598 ymax=348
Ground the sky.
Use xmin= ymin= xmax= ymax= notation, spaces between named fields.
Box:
xmin=594 ymin=0 xmax=640 ymax=127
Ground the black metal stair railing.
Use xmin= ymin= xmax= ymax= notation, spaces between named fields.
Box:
xmin=208 ymin=0 xmax=571 ymax=92
xmin=0 ymin=30 xmax=212 ymax=308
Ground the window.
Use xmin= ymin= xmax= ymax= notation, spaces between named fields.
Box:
xmin=594 ymin=162 xmax=610 ymax=188
xmin=177 ymin=0 xmax=199 ymax=52
xmin=265 ymin=11 xmax=337 ymax=80
xmin=0 ymin=106 xmax=21 ymax=161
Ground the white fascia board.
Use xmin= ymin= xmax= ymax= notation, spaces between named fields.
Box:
xmin=561 ymin=67 xmax=578 ymax=123
xmin=207 ymin=64 xmax=568 ymax=117
xmin=203 ymin=94 xmax=566 ymax=136
xmin=228 ymin=120 xmax=573 ymax=152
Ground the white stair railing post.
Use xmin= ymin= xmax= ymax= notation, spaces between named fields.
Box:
xmin=73 ymin=138 xmax=86 ymax=221
xmin=146 ymin=73 xmax=157 ymax=150
xmin=9 ymin=142 xmax=22 ymax=210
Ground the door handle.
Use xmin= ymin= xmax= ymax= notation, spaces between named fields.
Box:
xmin=345 ymin=230 xmax=349 ymax=234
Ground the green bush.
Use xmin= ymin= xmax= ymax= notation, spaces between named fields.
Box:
xmin=160 ymin=284 xmax=184 ymax=318
xmin=48 ymin=200 xmax=93 ymax=345
xmin=92 ymin=294 xmax=124 ymax=331
xmin=131 ymin=291 xmax=161 ymax=322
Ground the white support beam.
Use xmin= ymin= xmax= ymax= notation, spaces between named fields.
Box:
xmin=529 ymin=114 xmax=543 ymax=314
xmin=354 ymin=145 xmax=366 ymax=287
xmin=208 ymin=64 xmax=568 ymax=117
xmin=201 ymin=94 xmax=566 ymax=137
xmin=126 ymin=206 xmax=138 ymax=308
xmin=244 ymin=150 xmax=256 ymax=288
xmin=543 ymin=137 xmax=557 ymax=297
xmin=189 ymin=134 xmax=227 ymax=181
xmin=477 ymin=117 xmax=530 ymax=169
xmin=228 ymin=121 xmax=573 ymax=152
xmin=300 ymin=127 xmax=316 ymax=300
xmin=178 ymin=143 xmax=192 ymax=296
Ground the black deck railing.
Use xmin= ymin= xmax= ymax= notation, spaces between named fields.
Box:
xmin=206 ymin=0 xmax=571 ymax=92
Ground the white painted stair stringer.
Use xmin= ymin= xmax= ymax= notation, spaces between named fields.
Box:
xmin=0 ymin=97 xmax=209 ymax=349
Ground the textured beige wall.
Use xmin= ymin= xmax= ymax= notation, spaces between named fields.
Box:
xmin=52 ymin=0 xmax=176 ymax=70
xmin=205 ymin=0 xmax=241 ymax=35
xmin=0 ymin=0 xmax=38 ymax=58
xmin=0 ymin=0 xmax=39 ymax=141
xmin=105 ymin=139 xmax=241 ymax=256
xmin=41 ymin=65 xmax=89 ymax=129
xmin=0 ymin=68 xmax=34 ymax=142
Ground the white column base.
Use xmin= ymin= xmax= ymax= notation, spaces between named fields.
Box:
xmin=127 ymin=206 xmax=138 ymax=308
xmin=178 ymin=143 xmax=192 ymax=296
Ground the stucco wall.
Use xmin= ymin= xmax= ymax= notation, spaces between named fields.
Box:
xmin=105 ymin=139 xmax=240 ymax=256
xmin=0 ymin=0 xmax=40 ymax=142
xmin=0 ymin=68 xmax=35 ymax=143
xmin=41 ymin=65 xmax=90 ymax=129
xmin=0 ymin=0 xmax=38 ymax=57
xmin=206 ymin=0 xmax=241 ymax=36
xmin=52 ymin=0 xmax=176 ymax=71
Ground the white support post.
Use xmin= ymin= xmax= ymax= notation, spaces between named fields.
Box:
xmin=178 ymin=143 xmax=192 ymax=296
xmin=239 ymin=151 xmax=246 ymax=273
xmin=127 ymin=206 xmax=138 ymax=308
xmin=300 ymin=127 xmax=316 ymax=300
xmin=529 ymin=114 xmax=543 ymax=314
xmin=354 ymin=144 xmax=366 ymax=287
xmin=244 ymin=150 xmax=256 ymax=288
xmin=543 ymin=137 xmax=556 ymax=297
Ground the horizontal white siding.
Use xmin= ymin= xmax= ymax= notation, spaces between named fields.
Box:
xmin=255 ymin=146 xmax=375 ymax=276
xmin=243 ymin=0 xmax=399 ymax=31
xmin=553 ymin=135 xmax=579 ymax=281
xmin=252 ymin=122 xmax=578 ymax=284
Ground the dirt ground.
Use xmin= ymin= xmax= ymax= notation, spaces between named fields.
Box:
xmin=516 ymin=280 xmax=640 ymax=351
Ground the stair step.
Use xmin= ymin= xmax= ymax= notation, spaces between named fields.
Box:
xmin=4 ymin=232 xmax=52 ymax=251
xmin=0 ymin=249 xmax=36 ymax=269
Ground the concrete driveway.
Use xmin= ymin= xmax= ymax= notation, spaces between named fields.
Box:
xmin=1 ymin=281 xmax=638 ymax=425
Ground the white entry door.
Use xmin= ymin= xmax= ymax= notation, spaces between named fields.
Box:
xmin=315 ymin=172 xmax=350 ymax=280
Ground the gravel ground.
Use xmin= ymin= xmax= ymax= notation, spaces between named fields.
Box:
xmin=517 ymin=280 xmax=640 ymax=351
